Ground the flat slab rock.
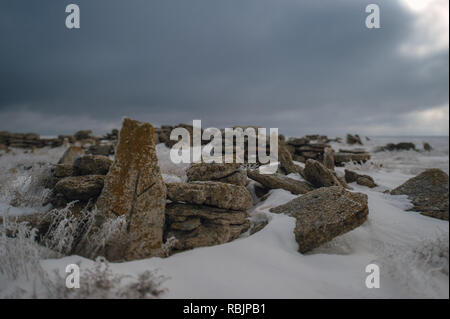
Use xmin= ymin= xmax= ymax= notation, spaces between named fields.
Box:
xmin=166 ymin=181 xmax=253 ymax=211
xmin=186 ymin=163 xmax=247 ymax=186
xmin=270 ymin=186 xmax=369 ymax=253
xmin=247 ymin=169 xmax=313 ymax=195
xmin=391 ymin=168 xmax=449 ymax=221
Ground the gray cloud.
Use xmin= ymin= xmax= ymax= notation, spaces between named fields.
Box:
xmin=0 ymin=0 xmax=448 ymax=136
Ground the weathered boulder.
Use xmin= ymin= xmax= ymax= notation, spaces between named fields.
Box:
xmin=377 ymin=142 xmax=416 ymax=152
xmin=58 ymin=146 xmax=84 ymax=165
xmin=345 ymin=169 xmax=377 ymax=188
xmin=165 ymin=203 xmax=250 ymax=251
xmin=346 ymin=134 xmax=363 ymax=145
xmin=186 ymin=163 xmax=247 ymax=186
xmin=90 ymin=118 xmax=167 ymax=261
xmin=270 ymin=186 xmax=369 ymax=253
xmin=53 ymin=164 xmax=74 ymax=178
xmin=391 ymin=169 xmax=449 ymax=220
xmin=166 ymin=181 xmax=253 ymax=211
xmin=423 ymin=142 xmax=432 ymax=152
xmin=74 ymin=130 xmax=92 ymax=140
xmin=278 ymin=140 xmax=299 ymax=174
xmin=303 ymin=159 xmax=342 ymax=188
xmin=55 ymin=175 xmax=105 ymax=201
xmin=247 ymin=169 xmax=313 ymax=195
xmin=87 ymin=144 xmax=115 ymax=156
xmin=73 ymin=155 xmax=112 ymax=176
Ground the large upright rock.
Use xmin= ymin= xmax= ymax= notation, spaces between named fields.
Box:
xmin=303 ymin=159 xmax=342 ymax=188
xmin=270 ymin=186 xmax=369 ymax=253
xmin=90 ymin=118 xmax=167 ymax=261
xmin=391 ymin=169 xmax=449 ymax=220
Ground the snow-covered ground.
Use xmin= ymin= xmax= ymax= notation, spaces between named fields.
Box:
xmin=0 ymin=136 xmax=448 ymax=298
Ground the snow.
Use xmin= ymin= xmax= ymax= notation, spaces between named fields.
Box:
xmin=0 ymin=136 xmax=448 ymax=298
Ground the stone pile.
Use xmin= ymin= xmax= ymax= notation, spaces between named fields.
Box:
xmin=51 ymin=153 xmax=113 ymax=208
xmin=0 ymin=131 xmax=64 ymax=149
xmin=285 ymin=137 xmax=331 ymax=163
xmin=165 ymin=181 xmax=252 ymax=252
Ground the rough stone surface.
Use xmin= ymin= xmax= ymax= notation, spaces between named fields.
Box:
xmin=53 ymin=164 xmax=74 ymax=178
xmin=334 ymin=152 xmax=371 ymax=165
xmin=166 ymin=181 xmax=253 ymax=211
xmin=247 ymin=169 xmax=313 ymax=195
xmin=270 ymin=186 xmax=369 ymax=253
xmin=323 ymin=147 xmax=335 ymax=170
xmin=391 ymin=169 xmax=449 ymax=220
xmin=93 ymin=118 xmax=167 ymax=261
xmin=346 ymin=134 xmax=363 ymax=145
xmin=278 ymin=140 xmax=299 ymax=174
xmin=58 ymin=146 xmax=84 ymax=165
xmin=55 ymin=175 xmax=105 ymax=201
xmin=73 ymin=155 xmax=112 ymax=176
xmin=74 ymin=130 xmax=92 ymax=140
xmin=345 ymin=169 xmax=377 ymax=188
xmin=303 ymin=159 xmax=342 ymax=188
xmin=166 ymin=203 xmax=250 ymax=251
xmin=186 ymin=163 xmax=247 ymax=186
xmin=423 ymin=142 xmax=432 ymax=152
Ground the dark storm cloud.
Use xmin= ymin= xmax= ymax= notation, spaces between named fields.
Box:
xmin=0 ymin=0 xmax=448 ymax=136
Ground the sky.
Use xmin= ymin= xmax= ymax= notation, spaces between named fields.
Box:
xmin=0 ymin=0 xmax=448 ymax=137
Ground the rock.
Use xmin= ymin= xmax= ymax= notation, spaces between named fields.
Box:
xmin=334 ymin=152 xmax=371 ymax=166
xmin=303 ymin=159 xmax=342 ymax=188
xmin=166 ymin=203 xmax=249 ymax=225
xmin=345 ymin=169 xmax=377 ymax=188
xmin=55 ymin=175 xmax=105 ymax=201
xmin=186 ymin=163 xmax=247 ymax=186
xmin=170 ymin=217 xmax=202 ymax=231
xmin=247 ymin=169 xmax=313 ymax=195
xmin=287 ymin=138 xmax=308 ymax=146
xmin=87 ymin=144 xmax=115 ymax=156
xmin=58 ymin=146 xmax=84 ymax=165
xmin=423 ymin=142 xmax=432 ymax=152
xmin=166 ymin=181 xmax=253 ymax=211
xmin=377 ymin=142 xmax=416 ymax=152
xmin=91 ymin=118 xmax=167 ymax=261
xmin=391 ymin=169 xmax=449 ymax=220
xmin=346 ymin=134 xmax=363 ymax=145
xmin=53 ymin=164 xmax=74 ymax=178
xmin=270 ymin=186 xmax=369 ymax=253
xmin=166 ymin=203 xmax=250 ymax=251
xmin=73 ymin=155 xmax=112 ymax=176
xmin=323 ymin=147 xmax=335 ymax=170
xmin=74 ymin=130 xmax=92 ymax=140
xmin=278 ymin=140 xmax=299 ymax=174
